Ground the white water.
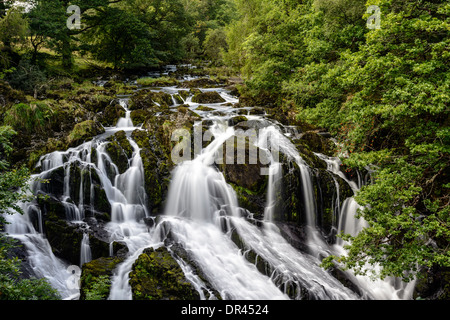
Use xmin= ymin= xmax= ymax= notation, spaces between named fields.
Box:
xmin=314 ymin=153 xmax=416 ymax=300
xmin=80 ymin=233 xmax=92 ymax=267
xmin=2 ymin=83 xmax=415 ymax=301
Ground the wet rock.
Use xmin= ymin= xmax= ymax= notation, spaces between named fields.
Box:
xmin=414 ymin=266 xmax=450 ymax=300
xmin=180 ymin=78 xmax=221 ymax=88
xmin=132 ymin=129 xmax=170 ymax=213
xmin=228 ymin=116 xmax=248 ymax=126
xmin=216 ymin=136 xmax=269 ymax=217
xmin=70 ymin=93 xmax=111 ymax=113
xmin=105 ymin=130 xmax=134 ymax=174
xmin=297 ymin=131 xmax=334 ymax=157
xmin=313 ymin=169 xmax=354 ymax=242
xmin=66 ymin=120 xmax=105 ymax=148
xmin=191 ymin=91 xmax=226 ymax=104
xmin=101 ymin=101 xmax=126 ymax=127
xmin=129 ymin=90 xmax=174 ymax=110
xmin=80 ymin=257 xmax=124 ymax=300
xmin=130 ymin=109 xmax=152 ymax=125
xmin=129 ymin=247 xmax=201 ymax=300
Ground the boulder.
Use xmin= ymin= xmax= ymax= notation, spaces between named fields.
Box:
xmin=66 ymin=120 xmax=105 ymax=148
xmin=216 ymin=135 xmax=270 ymax=217
xmin=101 ymin=101 xmax=126 ymax=127
xmin=105 ymin=130 xmax=134 ymax=174
xmin=191 ymin=91 xmax=226 ymax=104
xmin=128 ymin=90 xmax=174 ymax=110
xmin=180 ymin=78 xmax=221 ymax=88
xmin=70 ymin=93 xmax=111 ymax=113
xmin=80 ymin=257 xmax=124 ymax=300
xmin=129 ymin=247 xmax=201 ymax=300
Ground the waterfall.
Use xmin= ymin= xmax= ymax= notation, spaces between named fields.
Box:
xmin=116 ymin=99 xmax=134 ymax=128
xmin=3 ymin=77 xmax=416 ymax=301
xmin=80 ymin=233 xmax=92 ymax=267
xmin=315 ymin=153 xmax=417 ymax=300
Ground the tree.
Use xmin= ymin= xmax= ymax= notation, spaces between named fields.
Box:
xmin=203 ymin=28 xmax=228 ymax=65
xmin=0 ymin=126 xmax=33 ymax=224
xmin=228 ymin=0 xmax=449 ymax=283
xmin=0 ymin=6 xmax=28 ymax=49
xmin=81 ymin=6 xmax=156 ymax=69
xmin=294 ymin=0 xmax=450 ymax=281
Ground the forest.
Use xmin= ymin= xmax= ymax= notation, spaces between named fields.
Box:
xmin=0 ymin=0 xmax=448 ymax=301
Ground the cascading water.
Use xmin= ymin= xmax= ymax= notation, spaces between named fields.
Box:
xmin=80 ymin=233 xmax=92 ymax=267
xmin=2 ymin=77 xmax=416 ymax=301
xmin=314 ymin=153 xmax=416 ymax=299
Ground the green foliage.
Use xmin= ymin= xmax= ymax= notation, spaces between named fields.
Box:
xmin=0 ymin=125 xmax=16 ymax=170
xmin=0 ymin=235 xmax=61 ymax=300
xmin=229 ymin=0 xmax=450 ymax=280
xmin=0 ymin=6 xmax=28 ymax=48
xmin=84 ymin=275 xmax=111 ymax=300
xmin=0 ymin=126 xmax=34 ymax=225
xmin=3 ymin=102 xmax=54 ymax=135
xmin=5 ymin=59 xmax=47 ymax=97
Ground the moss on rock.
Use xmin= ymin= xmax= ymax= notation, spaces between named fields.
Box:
xmin=191 ymin=91 xmax=226 ymax=104
xmin=105 ymin=130 xmax=134 ymax=174
xmin=129 ymin=247 xmax=200 ymax=300
xmin=66 ymin=120 xmax=105 ymax=147
xmin=101 ymin=101 xmax=126 ymax=127
xmin=80 ymin=257 xmax=124 ymax=300
xmin=128 ymin=90 xmax=174 ymax=110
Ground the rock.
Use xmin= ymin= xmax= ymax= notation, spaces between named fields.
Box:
xmin=44 ymin=217 xmax=84 ymax=265
xmin=228 ymin=116 xmax=248 ymax=126
xmin=129 ymin=247 xmax=201 ymax=300
xmin=179 ymin=78 xmax=221 ymax=88
xmin=217 ymin=136 xmax=269 ymax=193
xmin=297 ymin=131 xmax=334 ymax=157
xmin=80 ymin=257 xmax=124 ymax=300
xmin=166 ymin=242 xmax=222 ymax=300
xmin=132 ymin=129 xmax=170 ymax=213
xmin=130 ymin=109 xmax=152 ymax=125
xmin=195 ymin=105 xmax=215 ymax=112
xmin=414 ymin=266 xmax=450 ymax=300
xmin=66 ymin=120 xmax=105 ymax=147
xmin=70 ymin=93 xmax=111 ymax=113
xmin=313 ymin=169 xmax=353 ymax=242
xmin=216 ymin=135 xmax=269 ymax=217
xmin=128 ymin=90 xmax=174 ymax=110
xmin=101 ymin=101 xmax=126 ymax=127
xmin=191 ymin=91 xmax=226 ymax=104
xmin=105 ymin=130 xmax=134 ymax=174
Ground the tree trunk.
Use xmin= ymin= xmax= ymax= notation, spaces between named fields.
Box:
xmin=61 ymin=36 xmax=73 ymax=70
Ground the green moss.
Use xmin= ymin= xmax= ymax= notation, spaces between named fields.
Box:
xmin=105 ymin=130 xmax=133 ymax=174
xmin=101 ymin=101 xmax=126 ymax=127
xmin=129 ymin=247 xmax=200 ymax=300
xmin=130 ymin=109 xmax=152 ymax=125
xmin=80 ymin=257 xmax=124 ymax=300
xmin=129 ymin=90 xmax=173 ymax=110
xmin=136 ymin=77 xmax=179 ymax=87
xmin=196 ymin=105 xmax=215 ymax=112
xmin=66 ymin=120 xmax=105 ymax=147
xmin=191 ymin=91 xmax=226 ymax=104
